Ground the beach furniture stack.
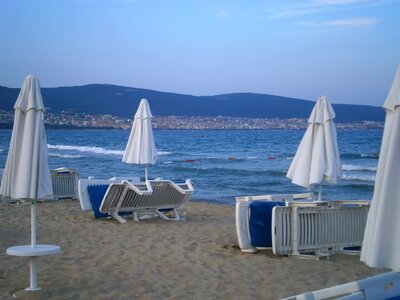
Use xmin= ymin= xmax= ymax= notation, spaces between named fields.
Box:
xmin=236 ymin=193 xmax=370 ymax=258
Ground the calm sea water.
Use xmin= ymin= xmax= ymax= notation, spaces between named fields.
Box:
xmin=0 ymin=129 xmax=382 ymax=205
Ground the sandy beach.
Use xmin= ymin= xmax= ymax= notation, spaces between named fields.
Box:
xmin=0 ymin=200 xmax=387 ymax=300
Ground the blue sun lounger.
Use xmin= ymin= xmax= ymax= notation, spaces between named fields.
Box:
xmin=100 ymin=179 xmax=194 ymax=223
xmin=78 ymin=177 xmax=140 ymax=218
xmin=236 ymin=193 xmax=370 ymax=258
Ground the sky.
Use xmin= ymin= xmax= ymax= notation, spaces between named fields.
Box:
xmin=0 ymin=0 xmax=399 ymax=106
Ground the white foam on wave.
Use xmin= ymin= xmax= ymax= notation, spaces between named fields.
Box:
xmin=341 ymin=174 xmax=375 ymax=182
xmin=342 ymin=164 xmax=377 ymax=172
xmin=157 ymin=151 xmax=172 ymax=156
xmin=48 ymin=144 xmax=124 ymax=156
xmin=361 ymin=153 xmax=379 ymax=158
xmin=286 ymin=157 xmax=294 ymax=160
xmin=248 ymin=156 xmax=257 ymax=160
xmin=49 ymin=153 xmax=82 ymax=159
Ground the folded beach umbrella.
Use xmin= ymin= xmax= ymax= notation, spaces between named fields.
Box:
xmin=122 ymin=98 xmax=157 ymax=181
xmin=0 ymin=75 xmax=53 ymax=200
xmin=1 ymin=75 xmax=60 ymax=292
xmin=286 ymin=95 xmax=341 ymax=201
xmin=361 ymin=65 xmax=400 ymax=271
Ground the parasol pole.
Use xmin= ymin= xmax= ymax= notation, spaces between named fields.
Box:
xmin=318 ymin=184 xmax=322 ymax=201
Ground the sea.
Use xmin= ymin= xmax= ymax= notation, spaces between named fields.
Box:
xmin=0 ymin=129 xmax=382 ymax=205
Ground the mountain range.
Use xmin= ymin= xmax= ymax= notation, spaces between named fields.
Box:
xmin=0 ymin=84 xmax=384 ymax=123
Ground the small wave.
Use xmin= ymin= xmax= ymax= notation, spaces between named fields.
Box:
xmin=49 ymin=153 xmax=83 ymax=159
xmin=341 ymin=174 xmax=375 ymax=182
xmin=286 ymin=157 xmax=294 ymax=160
xmin=248 ymin=156 xmax=258 ymax=160
xmin=341 ymin=153 xmax=379 ymax=159
xmin=48 ymin=144 xmax=124 ymax=156
xmin=163 ymin=161 xmax=173 ymax=164
xmin=157 ymin=151 xmax=172 ymax=156
xmin=342 ymin=164 xmax=377 ymax=172
xmin=361 ymin=153 xmax=379 ymax=158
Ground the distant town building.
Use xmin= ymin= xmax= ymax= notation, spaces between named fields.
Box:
xmin=0 ymin=109 xmax=383 ymax=130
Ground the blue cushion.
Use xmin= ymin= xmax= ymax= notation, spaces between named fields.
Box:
xmin=249 ymin=201 xmax=285 ymax=248
xmin=87 ymin=185 xmax=110 ymax=218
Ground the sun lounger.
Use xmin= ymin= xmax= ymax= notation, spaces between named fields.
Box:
xmin=235 ymin=193 xmax=315 ymax=253
xmin=235 ymin=193 xmax=370 ymax=257
xmin=100 ymin=179 xmax=194 ymax=223
xmin=50 ymin=168 xmax=80 ymax=200
xmin=283 ymin=271 xmax=400 ymax=300
xmin=272 ymin=200 xmax=370 ymax=258
xmin=77 ymin=177 xmax=140 ymax=218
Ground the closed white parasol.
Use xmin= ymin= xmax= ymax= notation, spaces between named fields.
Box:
xmin=286 ymin=95 xmax=341 ymax=200
xmin=361 ymin=65 xmax=400 ymax=271
xmin=2 ymin=75 xmax=60 ymax=294
xmin=122 ymin=98 xmax=157 ymax=181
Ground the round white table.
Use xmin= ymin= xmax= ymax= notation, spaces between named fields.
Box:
xmin=7 ymin=244 xmax=61 ymax=291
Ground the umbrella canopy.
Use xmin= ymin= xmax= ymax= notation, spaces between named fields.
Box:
xmin=122 ymin=98 xmax=157 ymax=180
xmin=361 ymin=65 xmax=400 ymax=271
xmin=286 ymin=95 xmax=341 ymax=200
xmin=0 ymin=74 xmax=53 ymax=201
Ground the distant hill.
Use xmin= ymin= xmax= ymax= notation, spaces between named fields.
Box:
xmin=0 ymin=84 xmax=384 ymax=123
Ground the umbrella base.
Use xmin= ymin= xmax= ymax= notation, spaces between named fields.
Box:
xmin=10 ymin=287 xmax=51 ymax=299
xmin=6 ymin=245 xmax=61 ymax=294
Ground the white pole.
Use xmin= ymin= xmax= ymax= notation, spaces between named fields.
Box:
xmin=27 ymin=257 xmax=40 ymax=291
xmin=145 ymin=165 xmax=148 ymax=181
xmin=318 ymin=184 xmax=322 ymax=201
xmin=29 ymin=198 xmax=39 ymax=290
xmin=31 ymin=200 xmax=36 ymax=247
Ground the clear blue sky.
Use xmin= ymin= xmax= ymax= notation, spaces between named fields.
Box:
xmin=0 ymin=0 xmax=399 ymax=106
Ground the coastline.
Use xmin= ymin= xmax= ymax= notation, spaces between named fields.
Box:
xmin=0 ymin=200 xmax=387 ymax=299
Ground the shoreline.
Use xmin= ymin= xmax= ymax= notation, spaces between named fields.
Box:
xmin=0 ymin=200 xmax=387 ymax=299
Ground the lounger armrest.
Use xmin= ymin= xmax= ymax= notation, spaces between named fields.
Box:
xmin=122 ymin=180 xmax=153 ymax=195
xmin=175 ymin=179 xmax=195 ymax=193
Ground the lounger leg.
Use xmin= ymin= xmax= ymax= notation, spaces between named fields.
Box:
xmin=133 ymin=212 xmax=139 ymax=222
xmin=112 ymin=212 xmax=127 ymax=224
xmin=156 ymin=209 xmax=180 ymax=221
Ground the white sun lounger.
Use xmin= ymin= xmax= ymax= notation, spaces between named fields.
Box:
xmin=78 ymin=176 xmax=140 ymax=212
xmin=283 ymin=271 xmax=400 ymax=300
xmin=235 ymin=193 xmax=370 ymax=257
xmin=272 ymin=200 xmax=370 ymax=258
xmin=50 ymin=168 xmax=80 ymax=200
xmin=235 ymin=193 xmax=315 ymax=253
xmin=100 ymin=179 xmax=194 ymax=223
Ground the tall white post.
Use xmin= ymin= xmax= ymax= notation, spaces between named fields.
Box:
xmin=27 ymin=257 xmax=39 ymax=291
xmin=29 ymin=199 xmax=39 ymax=290
xmin=31 ymin=200 xmax=36 ymax=247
